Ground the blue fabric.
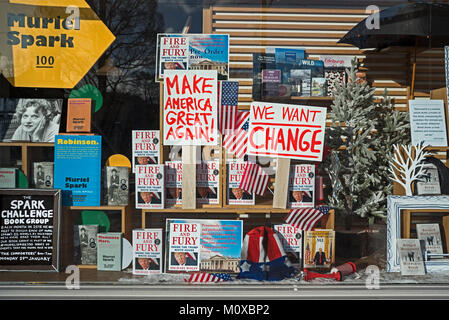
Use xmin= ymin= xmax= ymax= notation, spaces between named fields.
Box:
xmin=238 ymin=256 xmax=295 ymax=281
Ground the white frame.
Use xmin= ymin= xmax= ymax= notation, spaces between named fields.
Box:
xmin=387 ymin=195 xmax=449 ymax=273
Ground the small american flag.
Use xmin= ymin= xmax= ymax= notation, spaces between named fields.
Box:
xmin=284 ymin=205 xmax=332 ymax=230
xmin=239 ymin=162 xmax=270 ymax=196
xmin=218 ymin=81 xmax=239 ymax=136
xmin=222 ymin=111 xmax=249 ymax=159
xmin=185 ymin=272 xmax=232 ymax=283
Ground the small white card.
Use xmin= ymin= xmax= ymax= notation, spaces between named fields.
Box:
xmin=409 ymin=99 xmax=447 ymax=147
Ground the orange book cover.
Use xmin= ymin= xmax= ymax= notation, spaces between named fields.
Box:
xmin=67 ymin=98 xmax=92 ymax=132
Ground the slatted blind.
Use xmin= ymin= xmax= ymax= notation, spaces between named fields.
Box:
xmin=203 ymin=3 xmax=446 ymax=111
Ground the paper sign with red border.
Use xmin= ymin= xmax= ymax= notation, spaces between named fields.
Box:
xmin=163 ymin=70 xmax=218 ymax=146
xmin=247 ymin=101 xmax=327 ymax=161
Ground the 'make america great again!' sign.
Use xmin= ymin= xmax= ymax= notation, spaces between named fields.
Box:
xmin=163 ymin=70 xmax=218 ymax=146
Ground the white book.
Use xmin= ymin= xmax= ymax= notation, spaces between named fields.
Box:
xmin=416 ymin=163 xmax=441 ymax=195
xmin=167 ymin=221 xmax=201 ymax=272
xmin=132 ymin=130 xmax=160 ymax=173
xmin=274 ymin=224 xmax=302 ymax=269
xmin=32 ymin=162 xmax=54 ymax=189
xmin=227 ymin=160 xmax=255 ymax=205
xmin=132 ymin=229 xmax=163 ymax=275
xmin=135 ymin=164 xmax=164 ymax=209
xmin=416 ymin=224 xmax=444 ymax=259
xmin=397 ymin=239 xmax=426 ymax=276
xmin=288 ymin=164 xmax=315 ymax=208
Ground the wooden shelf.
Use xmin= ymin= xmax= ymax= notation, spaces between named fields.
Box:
xmin=425 ymin=146 xmax=449 ymax=151
xmin=290 ymin=96 xmax=334 ymax=101
xmin=69 ymin=205 xmax=127 ymax=211
xmin=0 ymin=142 xmax=54 ymax=147
xmin=67 ymin=205 xmax=133 ymax=241
xmin=0 ymin=142 xmax=55 ymax=177
xmin=142 ymin=207 xmax=291 ymax=214
xmin=141 ymin=208 xmax=335 ymax=229
xmin=77 ymin=265 xmax=97 ymax=269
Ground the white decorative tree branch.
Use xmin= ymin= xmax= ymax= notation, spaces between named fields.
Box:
xmin=388 ymin=143 xmax=431 ymax=196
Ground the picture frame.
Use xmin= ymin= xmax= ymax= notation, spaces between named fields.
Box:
xmin=387 ymin=195 xmax=449 ymax=273
xmin=0 ymin=189 xmax=61 ymax=272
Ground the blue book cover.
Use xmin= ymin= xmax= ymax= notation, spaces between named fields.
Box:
xmin=165 ymin=219 xmax=243 ymax=273
xmin=54 ymin=135 xmax=102 ymax=206
xmin=156 ymin=33 xmax=229 ymax=81
xmin=275 ymin=48 xmax=305 ymax=64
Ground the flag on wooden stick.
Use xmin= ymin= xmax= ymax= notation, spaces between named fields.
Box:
xmin=284 ymin=206 xmax=332 ymax=230
xmin=218 ymin=81 xmax=239 ymax=136
xmin=222 ymin=111 xmax=249 ymax=159
xmin=239 ymin=162 xmax=270 ymax=196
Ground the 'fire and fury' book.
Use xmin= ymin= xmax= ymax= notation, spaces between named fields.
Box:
xmin=133 ymin=229 xmax=163 ymax=275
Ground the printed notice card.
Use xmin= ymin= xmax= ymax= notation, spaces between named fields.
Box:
xmin=409 ymin=99 xmax=448 ymax=147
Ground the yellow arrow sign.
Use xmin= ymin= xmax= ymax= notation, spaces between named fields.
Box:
xmin=0 ymin=0 xmax=116 ymax=88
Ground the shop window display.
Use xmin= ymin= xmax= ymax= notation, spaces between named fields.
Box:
xmin=1 ymin=0 xmax=449 ymax=301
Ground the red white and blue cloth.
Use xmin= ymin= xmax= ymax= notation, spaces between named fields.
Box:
xmin=238 ymin=226 xmax=295 ymax=281
xmin=185 ymin=272 xmax=232 ymax=283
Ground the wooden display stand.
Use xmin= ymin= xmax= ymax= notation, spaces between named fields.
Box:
xmin=61 ymin=204 xmax=133 ymax=270
xmin=0 ymin=141 xmax=135 ymax=270
xmin=0 ymin=142 xmax=54 ymax=178
xmin=142 ymin=82 xmax=335 ymax=230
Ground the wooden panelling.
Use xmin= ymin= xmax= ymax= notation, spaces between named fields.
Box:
xmin=207 ymin=2 xmax=445 ymax=108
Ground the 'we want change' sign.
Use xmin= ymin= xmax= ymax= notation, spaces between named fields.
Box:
xmin=247 ymin=101 xmax=327 ymax=161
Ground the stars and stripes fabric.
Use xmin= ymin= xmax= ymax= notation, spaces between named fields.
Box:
xmin=218 ymin=81 xmax=239 ymax=136
xmin=222 ymin=111 xmax=249 ymax=159
xmin=239 ymin=162 xmax=269 ymax=196
xmin=241 ymin=226 xmax=285 ymax=263
xmin=284 ymin=205 xmax=332 ymax=230
xmin=185 ymin=272 xmax=232 ymax=283
xmin=238 ymin=226 xmax=295 ymax=281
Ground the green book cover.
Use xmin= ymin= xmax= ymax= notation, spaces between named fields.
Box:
xmin=97 ymin=233 xmax=122 ymax=271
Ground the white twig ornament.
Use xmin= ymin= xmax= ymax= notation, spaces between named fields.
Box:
xmin=388 ymin=144 xmax=431 ymax=196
